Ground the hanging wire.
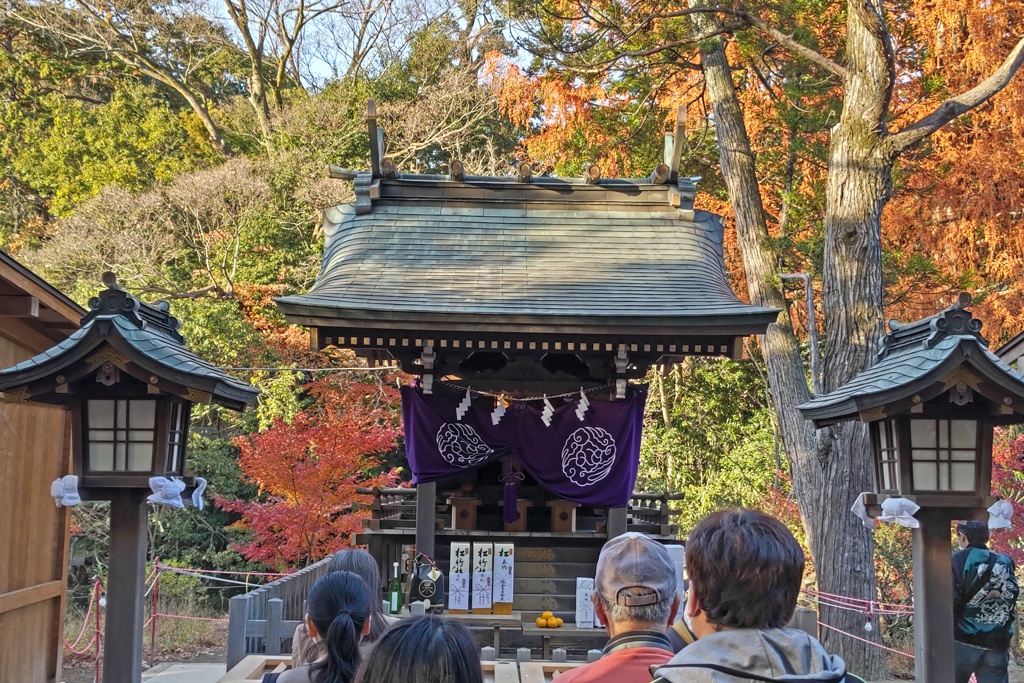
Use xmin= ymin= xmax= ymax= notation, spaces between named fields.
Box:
xmin=222 ymin=366 xmax=400 ymax=373
xmin=434 ymin=381 xmax=618 ymax=403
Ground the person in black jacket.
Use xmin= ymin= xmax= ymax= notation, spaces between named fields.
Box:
xmin=952 ymin=520 xmax=1019 ymax=683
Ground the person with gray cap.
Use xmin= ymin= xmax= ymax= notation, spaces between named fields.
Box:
xmin=555 ymin=531 xmax=680 ymax=683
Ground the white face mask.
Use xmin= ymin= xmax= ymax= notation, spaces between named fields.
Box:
xmin=682 ymin=592 xmax=696 ymax=634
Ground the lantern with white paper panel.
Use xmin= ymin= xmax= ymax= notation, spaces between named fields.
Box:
xmin=800 ymin=293 xmax=1022 ymax=508
xmin=798 ymin=293 xmax=1024 ymax=683
xmin=0 ymin=271 xmax=256 ymax=490
xmin=0 ymin=272 xmax=257 ymax=683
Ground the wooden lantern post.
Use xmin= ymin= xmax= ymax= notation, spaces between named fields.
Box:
xmin=0 ymin=273 xmax=258 ymax=683
xmin=799 ymin=294 xmax=1024 ymax=683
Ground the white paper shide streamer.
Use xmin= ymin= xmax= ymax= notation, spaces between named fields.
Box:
xmin=541 ymin=395 xmax=555 ymax=427
xmin=456 ymin=388 xmax=472 ymax=421
xmin=50 ymin=475 xmax=81 ymax=508
xmin=491 ymin=396 xmax=507 ymax=426
xmin=575 ymin=389 xmax=590 ymax=422
xmin=148 ymin=477 xmax=186 ymax=508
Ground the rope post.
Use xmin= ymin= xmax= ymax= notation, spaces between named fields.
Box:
xmin=94 ymin=577 xmax=103 ymax=683
xmin=150 ymin=562 xmax=159 ymax=665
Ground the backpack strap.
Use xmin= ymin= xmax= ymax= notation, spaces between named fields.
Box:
xmin=671 ymin=620 xmax=697 ymax=646
xmin=652 ymin=662 xmax=847 ymax=682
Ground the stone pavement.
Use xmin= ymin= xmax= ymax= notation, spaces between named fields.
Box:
xmin=142 ymin=663 xmax=225 ymax=683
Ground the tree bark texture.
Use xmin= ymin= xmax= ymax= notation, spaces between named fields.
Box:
xmin=688 ymin=2 xmax=886 ymax=677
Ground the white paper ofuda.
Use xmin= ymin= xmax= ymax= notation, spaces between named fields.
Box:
xmin=492 ymin=543 xmax=515 ymax=604
xmin=576 ymin=577 xmax=595 ymax=628
xmin=448 ymin=542 xmax=471 ymax=611
xmin=471 ymin=542 xmax=493 ymax=611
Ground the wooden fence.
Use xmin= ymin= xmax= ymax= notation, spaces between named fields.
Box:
xmin=226 ymin=555 xmax=335 ymax=670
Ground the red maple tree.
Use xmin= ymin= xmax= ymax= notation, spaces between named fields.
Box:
xmin=218 ymin=378 xmax=403 ymax=567
xmin=988 ymin=428 xmax=1024 ymax=565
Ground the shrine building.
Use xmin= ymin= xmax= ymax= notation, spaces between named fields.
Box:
xmin=274 ymin=110 xmax=779 ymax=642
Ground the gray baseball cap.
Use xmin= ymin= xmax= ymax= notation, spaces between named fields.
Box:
xmin=595 ymin=532 xmax=677 ymax=606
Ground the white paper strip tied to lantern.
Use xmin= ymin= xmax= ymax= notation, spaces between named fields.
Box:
xmin=850 ymin=493 xmax=921 ymax=529
xmin=190 ymin=477 xmax=208 ymax=511
xmin=877 ymin=497 xmax=921 ymax=528
xmin=850 ymin=493 xmax=876 ymax=530
xmin=988 ymin=499 xmax=1014 ymax=530
xmin=51 ymin=475 xmax=81 ymax=508
xmin=147 ymin=477 xmax=186 ymax=508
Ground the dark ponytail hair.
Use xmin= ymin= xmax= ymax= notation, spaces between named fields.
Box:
xmin=307 ymin=571 xmax=370 ymax=683
xmin=328 ymin=548 xmax=389 ymax=642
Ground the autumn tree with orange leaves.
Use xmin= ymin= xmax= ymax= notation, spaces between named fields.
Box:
xmin=218 ymin=377 xmax=402 ymax=567
xmin=505 ymin=0 xmax=1024 ymax=676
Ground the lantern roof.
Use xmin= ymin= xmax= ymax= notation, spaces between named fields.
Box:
xmin=798 ymin=294 xmax=1024 ymax=427
xmin=0 ymin=273 xmax=258 ymax=411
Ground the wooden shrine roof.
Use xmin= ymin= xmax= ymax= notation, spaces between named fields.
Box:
xmin=0 ymin=250 xmax=85 ymax=349
xmin=275 ymin=174 xmax=778 ymax=338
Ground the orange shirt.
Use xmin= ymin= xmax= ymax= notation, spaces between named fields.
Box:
xmin=556 ymin=647 xmax=673 ymax=683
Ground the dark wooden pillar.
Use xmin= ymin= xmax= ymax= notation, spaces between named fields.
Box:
xmin=912 ymin=509 xmax=956 ymax=683
xmin=416 ymin=481 xmax=437 ymax=561
xmin=607 ymin=507 xmax=627 ymax=538
xmin=104 ymin=489 xmax=149 ymax=683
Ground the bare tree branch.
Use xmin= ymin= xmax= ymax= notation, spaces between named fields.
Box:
xmin=887 ymin=36 xmax=1024 ymax=154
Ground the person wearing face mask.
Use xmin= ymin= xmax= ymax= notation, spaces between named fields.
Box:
xmin=952 ymin=520 xmax=1019 ymax=683
xmin=652 ymin=509 xmax=864 ymax=683
xmin=554 ymin=532 xmax=680 ymax=683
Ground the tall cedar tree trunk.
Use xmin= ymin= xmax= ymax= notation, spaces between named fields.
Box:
xmin=688 ymin=1 xmax=886 ymax=676
xmin=689 ymin=0 xmax=1024 ymax=673
xmin=816 ymin=4 xmax=892 ymax=674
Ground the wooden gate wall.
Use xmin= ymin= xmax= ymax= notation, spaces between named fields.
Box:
xmin=0 ymin=254 xmax=83 ymax=682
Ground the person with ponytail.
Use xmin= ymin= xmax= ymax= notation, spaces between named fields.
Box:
xmin=264 ymin=571 xmax=370 ymax=683
xmin=292 ymin=549 xmax=396 ymax=668
xmin=353 ymin=615 xmax=482 ymax=683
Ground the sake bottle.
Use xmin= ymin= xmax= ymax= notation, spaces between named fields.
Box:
xmin=388 ymin=561 xmax=403 ymax=614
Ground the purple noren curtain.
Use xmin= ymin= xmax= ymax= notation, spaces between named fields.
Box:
xmin=400 ymin=385 xmax=646 ymax=507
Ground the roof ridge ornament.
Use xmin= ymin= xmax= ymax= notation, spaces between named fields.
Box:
xmin=877 ymin=292 xmax=986 ymax=361
xmin=85 ymin=272 xmax=184 ymax=344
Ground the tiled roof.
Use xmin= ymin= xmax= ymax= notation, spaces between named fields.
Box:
xmin=798 ymin=298 xmax=1024 ymax=424
xmin=276 ymin=174 xmax=778 ymax=331
xmin=0 ymin=277 xmax=258 ymax=410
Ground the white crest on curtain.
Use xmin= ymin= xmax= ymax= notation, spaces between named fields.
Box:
xmin=561 ymin=427 xmax=616 ymax=487
xmin=436 ymin=423 xmax=493 ymax=467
